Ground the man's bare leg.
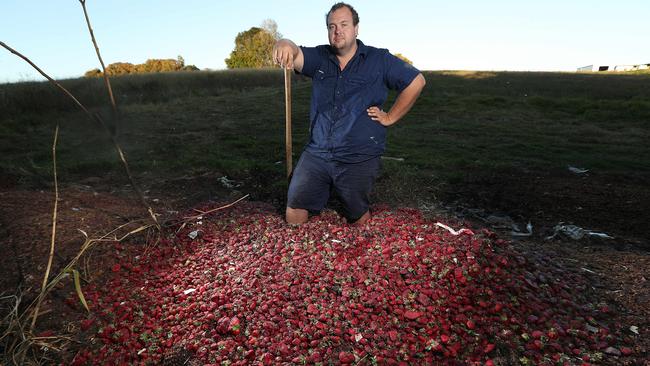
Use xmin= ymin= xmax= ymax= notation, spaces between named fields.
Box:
xmin=286 ymin=207 xmax=308 ymax=224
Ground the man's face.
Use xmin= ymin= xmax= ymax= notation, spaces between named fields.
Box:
xmin=327 ymin=7 xmax=358 ymax=53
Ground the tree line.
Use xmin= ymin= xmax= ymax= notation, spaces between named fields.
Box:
xmin=84 ymin=19 xmax=413 ymax=75
xmin=84 ymin=56 xmax=198 ymax=77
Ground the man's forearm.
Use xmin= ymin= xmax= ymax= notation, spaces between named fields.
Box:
xmin=386 ymin=73 xmax=426 ymax=126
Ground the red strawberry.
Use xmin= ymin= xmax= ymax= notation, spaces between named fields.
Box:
xmin=307 ymin=304 xmax=318 ymax=314
xmin=338 ymin=351 xmax=355 ymax=364
xmin=484 ymin=343 xmax=495 ymax=353
xmin=388 ymin=330 xmax=398 ymax=341
xmin=80 ymin=318 xmax=94 ymax=331
xmin=404 ymin=310 xmax=422 ymax=320
xmin=466 ymin=319 xmax=476 ymax=329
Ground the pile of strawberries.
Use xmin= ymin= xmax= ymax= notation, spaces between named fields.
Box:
xmin=71 ymin=202 xmax=631 ymax=365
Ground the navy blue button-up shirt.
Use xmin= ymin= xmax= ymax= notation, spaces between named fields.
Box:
xmin=299 ymin=40 xmax=420 ymax=163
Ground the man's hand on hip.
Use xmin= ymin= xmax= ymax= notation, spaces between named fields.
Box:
xmin=367 ymin=106 xmax=393 ymax=126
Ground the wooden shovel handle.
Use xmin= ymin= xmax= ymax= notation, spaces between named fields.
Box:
xmin=284 ymin=67 xmax=292 ymax=179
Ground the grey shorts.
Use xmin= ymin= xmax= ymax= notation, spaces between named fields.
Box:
xmin=287 ymin=151 xmax=381 ymax=221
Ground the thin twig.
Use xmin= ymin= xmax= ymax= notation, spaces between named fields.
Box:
xmin=0 ymin=40 xmax=159 ymax=229
xmin=182 ymin=194 xmax=250 ymax=220
xmin=30 ymin=125 xmax=59 ymax=331
xmin=78 ymin=0 xmax=119 ymax=136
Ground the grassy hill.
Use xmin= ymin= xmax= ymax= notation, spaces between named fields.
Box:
xmin=1 ymin=70 xmax=649 ymax=235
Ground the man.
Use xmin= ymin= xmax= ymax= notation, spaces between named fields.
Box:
xmin=273 ymin=2 xmax=426 ymax=225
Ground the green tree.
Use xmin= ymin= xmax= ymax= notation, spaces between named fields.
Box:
xmin=225 ymin=26 xmax=276 ymax=69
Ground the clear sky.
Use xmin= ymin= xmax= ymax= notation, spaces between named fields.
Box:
xmin=1 ymin=0 xmax=648 ymax=83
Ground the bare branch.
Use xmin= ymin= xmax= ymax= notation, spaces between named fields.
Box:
xmin=78 ymin=0 xmax=119 ymax=135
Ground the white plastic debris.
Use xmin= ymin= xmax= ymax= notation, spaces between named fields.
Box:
xmin=585 ymin=324 xmax=599 ymax=333
xmin=183 ymin=288 xmax=196 ymax=295
xmin=381 ymin=156 xmax=405 ymax=162
xmin=218 ymin=176 xmax=235 ymax=189
xmin=137 ymin=348 xmax=147 ymax=355
xmin=435 ymin=222 xmax=474 ymax=236
xmin=354 ymin=333 xmax=363 ymax=342
xmin=630 ymin=325 xmax=639 ymax=335
xmin=568 ymin=165 xmax=589 ymax=174
xmin=546 ymin=224 xmax=613 ymax=240
xmin=188 ymin=230 xmax=200 ymax=239
xmin=511 ymin=222 xmax=533 ymax=237
xmin=588 ymin=232 xmax=613 ymax=239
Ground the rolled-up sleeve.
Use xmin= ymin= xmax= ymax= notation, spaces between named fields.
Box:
xmin=299 ymin=46 xmax=321 ymax=78
xmin=383 ymin=51 xmax=421 ymax=92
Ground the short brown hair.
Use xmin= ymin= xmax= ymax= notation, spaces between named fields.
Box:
xmin=326 ymin=2 xmax=359 ymax=26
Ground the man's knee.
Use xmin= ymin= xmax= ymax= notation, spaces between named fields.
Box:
xmin=286 ymin=207 xmax=308 ymax=224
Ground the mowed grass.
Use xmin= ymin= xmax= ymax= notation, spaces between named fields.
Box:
xmin=1 ymin=70 xmax=648 ymax=204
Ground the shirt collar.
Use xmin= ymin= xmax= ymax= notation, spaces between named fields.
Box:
xmin=327 ymin=39 xmax=367 ymax=64
xmin=356 ymin=39 xmax=368 ymax=57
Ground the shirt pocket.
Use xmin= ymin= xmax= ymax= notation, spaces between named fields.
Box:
xmin=313 ymin=72 xmax=337 ymax=112
xmin=346 ymin=75 xmax=371 ymax=87
xmin=348 ymin=70 xmax=380 ymax=85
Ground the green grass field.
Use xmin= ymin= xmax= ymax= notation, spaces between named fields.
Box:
xmin=1 ymin=70 xmax=649 ymax=207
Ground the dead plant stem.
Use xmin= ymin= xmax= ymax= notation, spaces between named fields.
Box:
xmin=30 ymin=125 xmax=59 ymax=331
xmin=184 ymin=194 xmax=250 ymax=220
